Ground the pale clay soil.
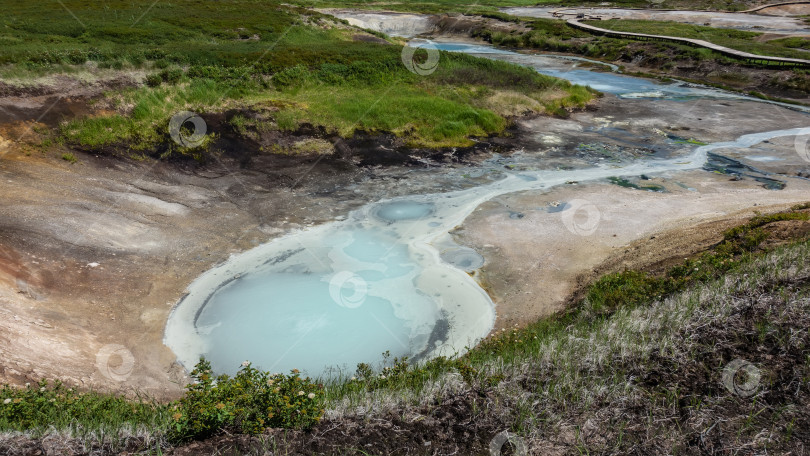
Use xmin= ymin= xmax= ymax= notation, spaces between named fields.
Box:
xmin=0 ymin=91 xmax=809 ymax=398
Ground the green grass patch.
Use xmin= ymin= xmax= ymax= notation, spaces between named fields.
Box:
xmin=264 ymin=52 xmax=592 ymax=146
xmin=60 ymin=78 xmax=236 ymax=151
xmin=0 ymin=0 xmax=338 ymax=68
xmin=273 ymin=85 xmax=506 ymax=147
xmin=61 ymin=152 xmax=77 ymax=163
xmin=0 ymin=380 xmax=169 ymax=439
xmin=58 ymin=48 xmax=593 ymax=150
xmin=723 ymin=211 xmax=810 ymax=241
xmin=770 ymin=36 xmax=810 ymax=50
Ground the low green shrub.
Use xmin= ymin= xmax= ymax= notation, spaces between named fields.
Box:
xmin=159 ymin=68 xmax=184 ymax=85
xmin=145 ymin=73 xmax=163 ymax=87
xmin=169 ymin=359 xmax=325 ymax=442
xmin=272 ymin=65 xmax=311 ymax=87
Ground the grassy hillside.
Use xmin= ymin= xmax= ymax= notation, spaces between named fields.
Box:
xmin=0 ymin=0 xmax=593 ymax=152
xmin=2 ymin=205 xmax=808 ymax=454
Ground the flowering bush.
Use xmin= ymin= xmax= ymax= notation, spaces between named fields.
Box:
xmin=169 ymin=359 xmax=324 ymax=442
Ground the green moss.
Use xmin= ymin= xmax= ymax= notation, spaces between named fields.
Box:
xmin=608 ymin=176 xmax=666 ymax=192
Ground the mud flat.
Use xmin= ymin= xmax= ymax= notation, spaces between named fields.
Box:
xmin=456 ymin=170 xmax=810 ymax=331
xmin=318 ymin=9 xmax=438 ymax=37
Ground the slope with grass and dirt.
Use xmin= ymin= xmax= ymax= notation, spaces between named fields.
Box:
xmin=0 ymin=0 xmax=595 ymax=158
xmin=1 ymin=205 xmax=808 ymax=455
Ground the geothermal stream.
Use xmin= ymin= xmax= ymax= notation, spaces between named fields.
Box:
xmin=165 ymin=35 xmax=810 ymax=378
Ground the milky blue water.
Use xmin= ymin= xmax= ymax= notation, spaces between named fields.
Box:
xmin=195 ymin=274 xmax=411 ymax=376
xmin=431 ymin=41 xmax=810 ymax=107
xmin=374 ymin=201 xmax=436 ymax=222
